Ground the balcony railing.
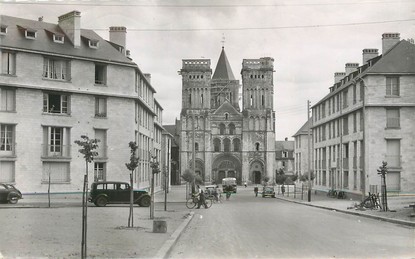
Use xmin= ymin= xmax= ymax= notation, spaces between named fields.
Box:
xmin=0 ymin=143 xmax=16 ymax=156
xmin=42 ymin=144 xmax=71 ymax=158
xmin=385 ymin=155 xmax=401 ymax=168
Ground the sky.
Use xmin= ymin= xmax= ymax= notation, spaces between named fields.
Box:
xmin=1 ymin=0 xmax=414 ymax=140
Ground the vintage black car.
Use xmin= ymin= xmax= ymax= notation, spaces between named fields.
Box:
xmin=0 ymin=183 xmax=23 ymax=204
xmin=89 ymin=181 xmax=151 ymax=207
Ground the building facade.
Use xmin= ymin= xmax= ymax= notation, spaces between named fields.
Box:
xmin=0 ymin=12 xmax=165 ymax=193
xmin=178 ymin=47 xmax=276 ymax=185
xmin=310 ymin=33 xmax=415 ymax=197
xmin=293 ymin=119 xmax=313 ymax=178
xmin=274 ymin=139 xmax=295 ymax=180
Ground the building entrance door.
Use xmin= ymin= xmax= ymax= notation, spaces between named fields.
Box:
xmin=254 ymin=171 xmax=261 ymax=184
xmin=227 ymin=171 xmax=235 ymax=178
xmin=218 ymin=171 xmax=226 ymax=183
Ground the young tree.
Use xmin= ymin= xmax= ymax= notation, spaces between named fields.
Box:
xmin=150 ymin=155 xmax=160 ymax=219
xmin=74 ymin=135 xmax=99 ymax=259
xmin=125 ymin=141 xmax=139 ymax=227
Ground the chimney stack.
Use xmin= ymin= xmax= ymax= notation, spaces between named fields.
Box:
xmin=58 ymin=11 xmax=81 ymax=48
xmin=345 ymin=63 xmax=359 ymax=75
xmin=144 ymin=73 xmax=151 ymax=84
xmin=334 ymin=72 xmax=346 ymax=84
xmin=382 ymin=33 xmax=400 ymax=55
xmin=109 ymin=26 xmax=127 ymax=55
xmin=362 ymin=49 xmax=378 ymax=64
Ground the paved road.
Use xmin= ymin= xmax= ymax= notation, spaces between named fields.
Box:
xmin=168 ymin=187 xmax=415 ymax=259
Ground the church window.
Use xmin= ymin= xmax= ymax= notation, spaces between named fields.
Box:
xmin=219 ymin=123 xmax=226 ymax=134
xmin=201 ymin=94 xmax=203 ymax=105
xmin=233 ymin=138 xmax=240 ymax=151
xmin=195 ymin=143 xmax=199 ymax=151
xmin=250 ymin=95 xmax=253 ymax=107
xmin=225 ymin=113 xmax=229 ymax=120
xmin=189 ymin=94 xmax=192 ymax=105
xmin=224 ymin=138 xmax=231 ymax=152
xmin=255 ymin=142 xmax=260 ymax=151
xmin=229 ymin=123 xmax=235 ymax=134
xmin=262 ymin=74 xmax=264 ymax=79
xmin=201 ymin=75 xmax=203 ymax=79
xmin=250 ymin=75 xmax=253 ymax=79
xmin=213 ymin=138 xmax=221 ymax=152
xmin=262 ymin=95 xmax=265 ymax=106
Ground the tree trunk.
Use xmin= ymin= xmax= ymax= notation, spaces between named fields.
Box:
xmin=128 ymin=172 xmax=134 ymax=227
xmin=150 ymin=173 xmax=155 ymax=219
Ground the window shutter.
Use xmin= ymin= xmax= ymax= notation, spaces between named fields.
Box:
xmin=43 ymin=93 xmax=48 ymax=112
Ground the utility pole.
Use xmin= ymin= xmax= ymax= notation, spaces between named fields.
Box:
xmin=307 ymin=100 xmax=312 ymax=202
xmin=192 ymin=115 xmax=196 ymax=190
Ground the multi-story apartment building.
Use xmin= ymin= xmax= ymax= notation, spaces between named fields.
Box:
xmin=311 ymin=33 xmax=415 ymax=197
xmin=0 ymin=11 xmax=165 ymax=193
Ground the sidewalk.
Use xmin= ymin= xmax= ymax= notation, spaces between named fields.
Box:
xmin=275 ymin=190 xmax=415 ymax=227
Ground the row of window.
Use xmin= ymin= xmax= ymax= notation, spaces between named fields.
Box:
xmin=0 ymin=51 xmax=155 ymax=109
xmin=314 ymin=77 xmax=400 ymax=122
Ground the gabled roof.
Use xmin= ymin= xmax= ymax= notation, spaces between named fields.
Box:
xmin=213 ymin=100 xmax=241 ymax=116
xmin=292 ymin=118 xmax=312 ymax=137
xmin=212 ymin=47 xmax=236 ymax=80
xmin=0 ymin=15 xmax=134 ymax=65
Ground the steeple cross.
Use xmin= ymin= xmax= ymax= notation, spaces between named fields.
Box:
xmin=221 ymin=33 xmax=225 ymax=48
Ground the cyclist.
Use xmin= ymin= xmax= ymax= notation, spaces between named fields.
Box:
xmin=196 ymin=185 xmax=208 ymax=209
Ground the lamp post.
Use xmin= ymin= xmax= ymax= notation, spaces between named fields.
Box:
xmin=377 ymin=161 xmax=388 ymax=211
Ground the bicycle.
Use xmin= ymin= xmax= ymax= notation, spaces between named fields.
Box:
xmin=186 ymin=194 xmax=212 ymax=209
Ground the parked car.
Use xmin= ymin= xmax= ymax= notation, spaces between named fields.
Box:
xmin=0 ymin=183 xmax=23 ymax=204
xmin=88 ymin=181 xmax=151 ymax=207
xmin=222 ymin=177 xmax=237 ymax=193
xmin=262 ymin=186 xmax=276 ymax=198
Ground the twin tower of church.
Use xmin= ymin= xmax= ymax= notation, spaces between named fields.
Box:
xmin=179 ymin=47 xmax=276 ymax=185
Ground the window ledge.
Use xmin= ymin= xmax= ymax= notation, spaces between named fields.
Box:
xmin=385 ymin=127 xmax=401 ymax=130
xmin=0 ymin=73 xmax=17 ymax=77
xmin=42 ymin=78 xmax=71 ymax=83
xmin=42 ymin=112 xmax=71 ymax=117
xmin=385 ymin=95 xmax=400 ymax=98
xmin=94 ymin=83 xmax=107 ymax=87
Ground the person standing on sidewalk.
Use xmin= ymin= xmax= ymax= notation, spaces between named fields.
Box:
xmin=254 ymin=186 xmax=259 ymax=197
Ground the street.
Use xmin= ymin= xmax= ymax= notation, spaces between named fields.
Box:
xmin=169 ymin=187 xmax=415 ymax=258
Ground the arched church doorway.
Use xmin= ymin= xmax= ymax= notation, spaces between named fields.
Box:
xmin=250 ymin=160 xmax=264 ymax=184
xmin=212 ymin=155 xmax=242 ymax=185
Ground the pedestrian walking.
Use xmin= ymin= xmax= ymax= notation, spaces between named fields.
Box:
xmin=254 ymin=186 xmax=259 ymax=197
xmin=196 ymin=185 xmax=208 ymax=209
xmin=281 ymin=184 xmax=285 ymax=196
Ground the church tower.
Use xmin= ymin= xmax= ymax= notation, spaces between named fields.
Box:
xmin=179 ymin=59 xmax=212 ymax=181
xmin=241 ymin=57 xmax=276 ymax=184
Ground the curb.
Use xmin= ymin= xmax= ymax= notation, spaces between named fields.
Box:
xmin=276 ymin=197 xmax=415 ymax=227
xmin=154 ymin=211 xmax=194 ymax=259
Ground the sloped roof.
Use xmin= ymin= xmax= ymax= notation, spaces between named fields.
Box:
xmin=0 ymin=15 xmax=135 ymax=65
xmin=212 ymin=47 xmax=236 ymax=80
xmin=312 ymin=39 xmax=415 ymax=108
xmin=366 ymin=40 xmax=415 ymax=74
xmin=275 ymin=141 xmax=294 ymax=151
xmin=292 ymin=118 xmax=312 ymax=137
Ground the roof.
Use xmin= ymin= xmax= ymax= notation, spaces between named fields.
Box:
xmin=213 ymin=100 xmax=241 ymax=116
xmin=0 ymin=15 xmax=135 ymax=65
xmin=275 ymin=140 xmax=294 ymax=151
xmin=312 ymin=39 xmax=415 ymax=108
xmin=212 ymin=47 xmax=236 ymax=80
xmin=292 ymin=118 xmax=312 ymax=137
xmin=366 ymin=40 xmax=415 ymax=74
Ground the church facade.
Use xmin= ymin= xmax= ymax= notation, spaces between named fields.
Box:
xmin=179 ymin=48 xmax=276 ymax=185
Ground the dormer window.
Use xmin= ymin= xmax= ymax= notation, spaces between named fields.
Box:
xmin=53 ymin=34 xmax=64 ymax=44
xmin=89 ymin=40 xmax=99 ymax=49
xmin=0 ymin=25 xmax=7 ymax=35
xmin=25 ymin=29 xmax=37 ymax=39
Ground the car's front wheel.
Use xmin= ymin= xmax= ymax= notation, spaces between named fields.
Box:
xmin=8 ymin=193 xmax=19 ymax=204
xmin=138 ymin=196 xmax=151 ymax=207
xmin=95 ymin=196 xmax=108 ymax=207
